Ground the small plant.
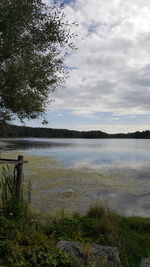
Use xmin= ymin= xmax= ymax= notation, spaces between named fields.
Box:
xmin=87 ymin=204 xmax=107 ymax=219
xmin=0 ymin=239 xmax=13 ymax=258
xmin=82 ymin=243 xmax=92 ymax=264
xmin=0 ymin=165 xmax=31 ymax=219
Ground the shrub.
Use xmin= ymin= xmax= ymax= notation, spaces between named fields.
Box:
xmin=6 ymin=233 xmax=75 ymax=267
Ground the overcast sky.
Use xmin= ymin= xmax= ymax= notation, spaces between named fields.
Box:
xmin=15 ymin=0 xmax=150 ymax=133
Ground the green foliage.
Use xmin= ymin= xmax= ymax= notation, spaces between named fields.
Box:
xmin=0 ymin=124 xmax=109 ymax=138
xmin=10 ymin=233 xmax=75 ymax=267
xmin=0 ymin=239 xmax=13 ymax=258
xmin=0 ymin=201 xmax=149 ymax=267
xmin=1 ymin=124 xmax=150 ymax=139
xmin=87 ymin=205 xmax=120 ymax=244
xmin=0 ymin=165 xmax=31 ymax=219
xmin=122 ymin=216 xmax=150 ymax=233
xmin=40 ymin=207 xmax=150 ymax=267
xmin=119 ymin=216 xmax=150 ymax=266
xmin=40 ymin=211 xmax=95 ymax=243
xmin=0 ymin=217 xmax=75 ymax=267
xmin=87 ymin=204 xmax=107 ymax=219
xmin=0 ymin=0 xmax=76 ymax=123
xmin=0 ymin=216 xmax=21 ymax=241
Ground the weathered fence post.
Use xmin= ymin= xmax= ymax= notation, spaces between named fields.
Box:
xmin=0 ymin=155 xmax=28 ymax=202
xmin=16 ymin=155 xmax=24 ymax=202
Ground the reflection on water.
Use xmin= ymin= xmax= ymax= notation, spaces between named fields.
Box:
xmin=0 ymin=138 xmax=150 ymax=216
xmin=96 ymin=190 xmax=150 ymax=217
xmin=1 ymin=138 xmax=150 ymax=165
xmin=0 ymin=139 xmax=71 ymax=150
xmin=2 ymin=138 xmax=150 ymax=176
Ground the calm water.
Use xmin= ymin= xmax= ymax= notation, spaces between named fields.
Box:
xmin=1 ymin=138 xmax=150 ymax=172
xmin=0 ymin=138 xmax=150 ymax=216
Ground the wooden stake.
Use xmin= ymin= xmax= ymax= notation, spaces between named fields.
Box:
xmin=16 ymin=155 xmax=24 ymax=202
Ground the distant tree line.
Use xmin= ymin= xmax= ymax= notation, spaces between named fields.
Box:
xmin=1 ymin=124 xmax=150 ymax=139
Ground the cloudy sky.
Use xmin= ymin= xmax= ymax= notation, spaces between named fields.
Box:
xmin=16 ymin=0 xmax=150 ymax=133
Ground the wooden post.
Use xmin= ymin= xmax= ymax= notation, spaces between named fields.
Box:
xmin=16 ymin=155 xmax=24 ymax=202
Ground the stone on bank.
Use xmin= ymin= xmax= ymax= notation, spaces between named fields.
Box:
xmin=57 ymin=240 xmax=121 ymax=267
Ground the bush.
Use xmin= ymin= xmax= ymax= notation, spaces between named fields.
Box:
xmin=5 ymin=233 xmax=75 ymax=267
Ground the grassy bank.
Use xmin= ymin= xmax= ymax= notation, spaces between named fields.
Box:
xmin=0 ymin=164 xmax=149 ymax=266
xmin=0 ymin=205 xmax=150 ymax=266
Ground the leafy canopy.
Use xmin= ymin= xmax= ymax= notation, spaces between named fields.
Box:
xmin=0 ymin=0 xmax=76 ymax=123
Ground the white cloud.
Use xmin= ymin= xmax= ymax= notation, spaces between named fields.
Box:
xmin=48 ymin=0 xmax=150 ymax=118
xmin=57 ymin=113 xmax=63 ymax=117
xmin=71 ymin=109 xmax=96 ymax=118
xmin=112 ymin=117 xmax=120 ymax=120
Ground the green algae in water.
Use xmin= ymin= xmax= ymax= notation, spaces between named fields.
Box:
xmin=1 ymin=151 xmax=150 ymax=216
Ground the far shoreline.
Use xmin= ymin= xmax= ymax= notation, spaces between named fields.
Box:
xmin=1 ymin=124 xmax=150 ymax=139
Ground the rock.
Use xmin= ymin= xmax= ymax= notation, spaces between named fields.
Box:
xmin=140 ymin=258 xmax=150 ymax=267
xmin=57 ymin=240 xmax=121 ymax=267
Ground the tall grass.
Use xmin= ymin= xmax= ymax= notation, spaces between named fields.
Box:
xmin=0 ymin=165 xmax=31 ymax=219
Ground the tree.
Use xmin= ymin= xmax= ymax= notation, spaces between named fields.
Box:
xmin=0 ymin=0 xmax=75 ymax=123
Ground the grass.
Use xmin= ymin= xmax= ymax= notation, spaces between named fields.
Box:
xmin=0 ymin=164 xmax=149 ymax=266
xmin=0 ymin=204 xmax=150 ymax=266
xmin=0 ymin=165 xmax=31 ymax=219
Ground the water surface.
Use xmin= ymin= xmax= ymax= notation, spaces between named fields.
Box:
xmin=1 ymin=138 xmax=150 ymax=216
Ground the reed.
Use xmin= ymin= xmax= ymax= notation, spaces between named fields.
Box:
xmin=0 ymin=165 xmax=31 ymax=219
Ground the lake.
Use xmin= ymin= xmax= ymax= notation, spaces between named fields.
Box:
xmin=0 ymin=138 xmax=150 ymax=217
